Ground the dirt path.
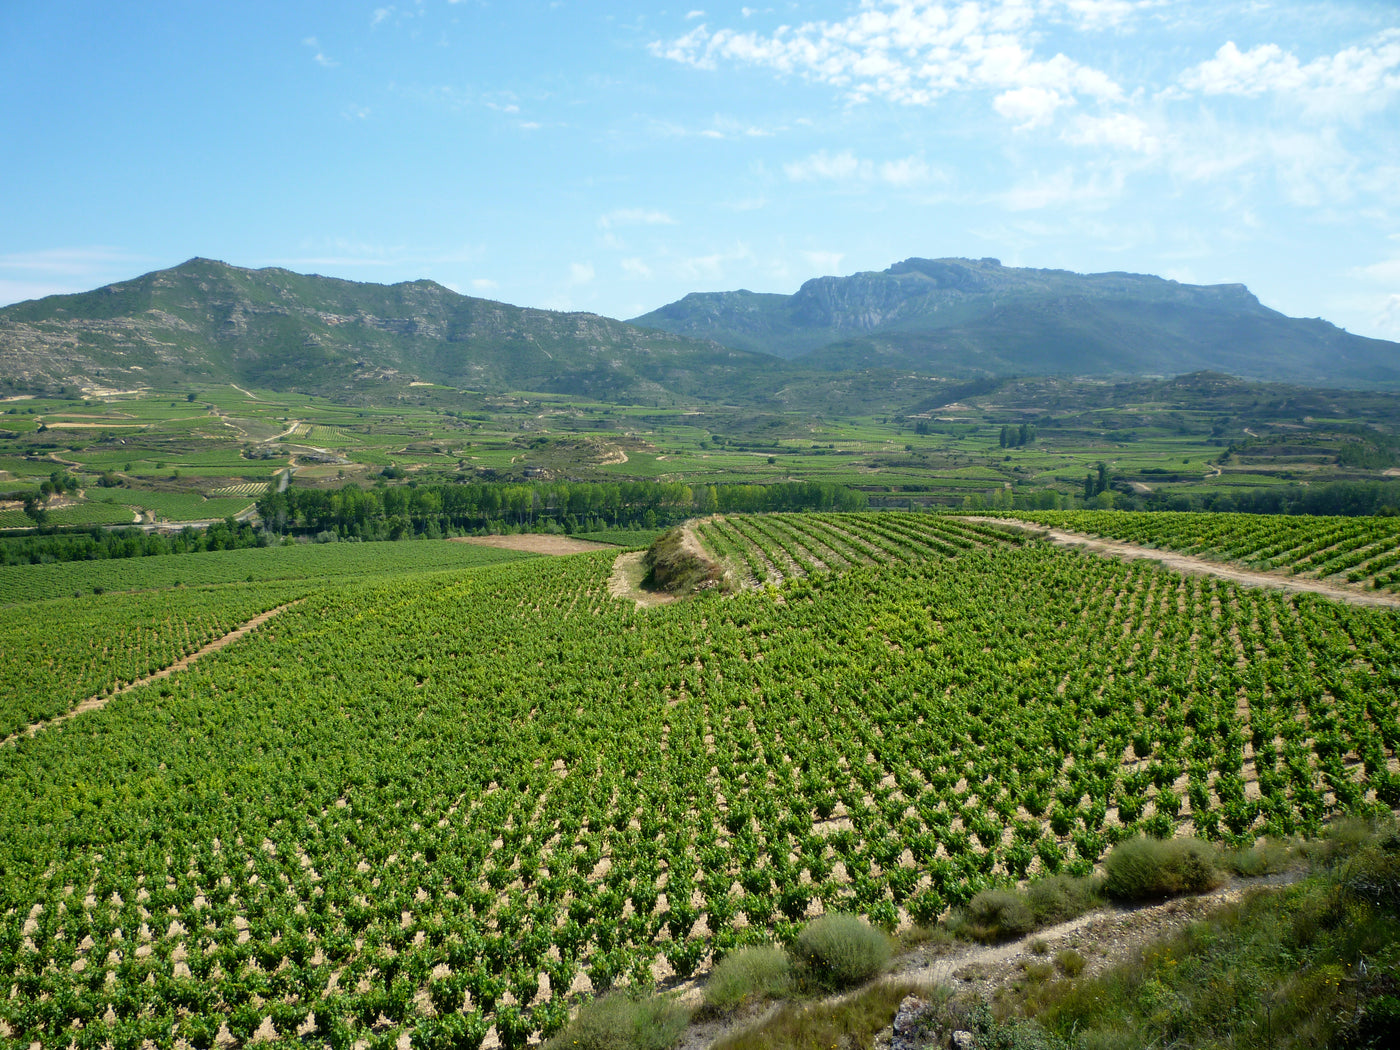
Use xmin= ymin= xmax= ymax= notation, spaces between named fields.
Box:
xmin=1 ymin=601 xmax=302 ymax=746
xmin=690 ymin=871 xmax=1304 ymax=1049
xmin=449 ymin=534 xmax=615 ymax=555
xmin=889 ymin=871 xmax=1301 ymax=1000
xmin=974 ymin=518 xmax=1400 ymax=610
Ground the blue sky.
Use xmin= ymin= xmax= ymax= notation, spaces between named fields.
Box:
xmin=2 ymin=1 xmax=1397 ymax=341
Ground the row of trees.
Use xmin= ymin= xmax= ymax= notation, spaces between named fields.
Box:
xmin=256 ymin=480 xmax=868 ymax=538
xmin=0 ymin=519 xmax=269 ymax=566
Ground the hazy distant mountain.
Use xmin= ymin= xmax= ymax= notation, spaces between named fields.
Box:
xmin=0 ymin=258 xmax=779 ymax=401
xmin=631 ymin=257 xmax=1400 ymax=388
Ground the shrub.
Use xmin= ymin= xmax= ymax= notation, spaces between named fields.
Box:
xmin=642 ymin=528 xmax=724 ymax=594
xmin=1025 ymin=874 xmax=1099 ymax=926
xmin=957 ymin=888 xmax=1036 ymax=943
xmin=702 ymin=945 xmax=793 ymax=1012
xmin=1103 ymin=836 xmax=1221 ymax=901
xmin=792 ymin=914 xmax=892 ymax=990
xmin=540 ymin=992 xmax=690 ymax=1050
xmin=1055 ymin=949 xmax=1086 ymax=977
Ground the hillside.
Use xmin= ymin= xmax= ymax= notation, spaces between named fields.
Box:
xmin=631 ymin=257 xmax=1400 ymax=388
xmin=0 ymin=258 xmax=783 ymax=403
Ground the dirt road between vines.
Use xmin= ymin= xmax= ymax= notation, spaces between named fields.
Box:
xmin=2 ymin=600 xmax=303 ymax=746
xmin=972 ymin=518 xmax=1400 ymax=610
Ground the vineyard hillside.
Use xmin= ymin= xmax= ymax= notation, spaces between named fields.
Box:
xmin=0 ymin=512 xmax=1397 ymax=1048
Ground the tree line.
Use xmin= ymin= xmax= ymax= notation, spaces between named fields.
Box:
xmin=255 ymin=479 xmax=869 ymax=540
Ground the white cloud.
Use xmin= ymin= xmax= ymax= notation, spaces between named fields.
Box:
xmin=651 ymin=0 xmax=1122 ymax=123
xmin=686 ymin=10 xmax=705 ymax=19
xmin=1175 ymin=32 xmax=1400 ymax=117
xmin=371 ymin=7 xmax=393 ymax=27
xmin=993 ymin=86 xmax=1071 ymax=129
xmin=621 ymin=257 xmax=654 ymax=279
xmin=471 ymin=278 xmax=499 ymax=292
xmin=568 ymin=262 xmax=596 ymax=285
xmin=303 ymin=37 xmax=337 ymax=67
xmin=598 ymin=209 xmax=677 ymax=230
xmin=342 ymin=105 xmax=371 ymax=120
xmin=784 ymin=149 xmax=933 ymax=185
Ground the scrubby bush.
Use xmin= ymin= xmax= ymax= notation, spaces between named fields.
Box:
xmin=792 ymin=914 xmax=892 ymax=990
xmin=642 ymin=528 xmax=724 ymax=593
xmin=957 ymin=888 xmax=1036 ymax=943
xmin=1025 ymin=874 xmax=1100 ymax=926
xmin=1103 ymin=836 xmax=1221 ymax=901
xmin=702 ymin=945 xmax=793 ymax=1012
xmin=540 ymin=992 xmax=689 ymax=1050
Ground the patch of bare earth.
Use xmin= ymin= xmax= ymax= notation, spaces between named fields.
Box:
xmin=449 ymin=534 xmax=615 ymax=555
xmin=2 ymin=600 xmax=303 ymax=746
xmin=975 ymin=518 xmax=1400 ymax=610
xmin=607 ymin=551 xmax=676 ymax=608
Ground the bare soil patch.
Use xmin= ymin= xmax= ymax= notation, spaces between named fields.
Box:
xmin=607 ymin=550 xmax=677 ymax=608
xmin=975 ymin=518 xmax=1400 ymax=610
xmin=449 ymin=534 xmax=615 ymax=556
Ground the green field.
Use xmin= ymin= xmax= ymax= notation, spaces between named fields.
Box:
xmin=1 ymin=512 xmax=1395 ymax=1047
xmin=6 ymin=373 xmax=1400 ymax=531
xmin=994 ymin=509 xmax=1400 ymax=590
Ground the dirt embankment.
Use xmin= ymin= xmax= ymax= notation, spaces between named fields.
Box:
xmin=973 ymin=518 xmax=1400 ymax=610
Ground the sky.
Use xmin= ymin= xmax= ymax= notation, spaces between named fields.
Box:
xmin=1 ymin=0 xmax=1398 ymax=340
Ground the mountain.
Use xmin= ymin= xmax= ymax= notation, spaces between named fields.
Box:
xmin=0 ymin=258 xmax=782 ymax=402
xmin=630 ymin=257 xmax=1400 ymax=388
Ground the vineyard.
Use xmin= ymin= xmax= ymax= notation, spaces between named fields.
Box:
xmin=1 ymin=512 xmax=1397 ymax=1048
xmin=0 ymin=539 xmax=530 ymax=607
xmin=0 ymin=585 xmax=304 ymax=739
xmin=998 ymin=510 xmax=1400 ymax=591
xmin=689 ymin=512 xmax=1024 ymax=587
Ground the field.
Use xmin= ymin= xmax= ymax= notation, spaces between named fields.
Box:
xmin=996 ymin=510 xmax=1400 ymax=591
xmin=1 ymin=511 xmax=1397 ymax=1048
xmin=5 ymin=373 xmax=1400 ymax=532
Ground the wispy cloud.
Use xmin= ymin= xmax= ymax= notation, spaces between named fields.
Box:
xmin=620 ymin=257 xmax=654 ymax=279
xmin=784 ymin=150 xmax=934 ymax=186
xmin=303 ymin=36 xmax=337 ymax=68
xmin=568 ymin=262 xmax=596 ymax=285
xmin=598 ymin=208 xmax=677 ymax=230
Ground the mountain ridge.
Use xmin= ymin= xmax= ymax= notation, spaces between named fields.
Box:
xmin=0 ymin=258 xmax=784 ymax=402
xmin=630 ymin=256 xmax=1400 ymax=388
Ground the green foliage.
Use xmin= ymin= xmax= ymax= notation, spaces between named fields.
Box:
xmin=792 ymin=915 xmax=892 ymax=991
xmin=1034 ymin=821 xmax=1400 ymax=1050
xmin=540 ymin=992 xmax=689 ymax=1050
xmin=1103 ymin=836 xmax=1223 ymax=901
xmin=710 ymin=980 xmax=922 ymax=1050
xmin=955 ymin=889 xmax=1037 ymax=943
xmin=1025 ymin=875 xmax=1100 ymax=926
xmin=702 ymin=945 xmax=793 ymax=1012
xmin=642 ymin=527 xmax=723 ymax=594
